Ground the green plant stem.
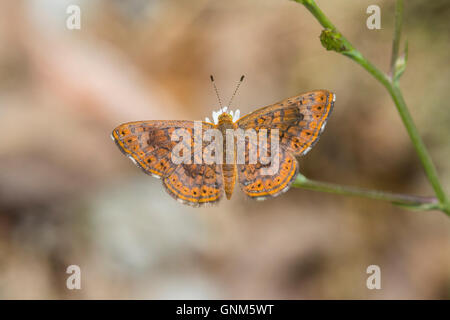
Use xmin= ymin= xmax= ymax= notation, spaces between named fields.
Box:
xmin=293 ymin=174 xmax=440 ymax=211
xmin=292 ymin=0 xmax=450 ymax=215
xmin=390 ymin=0 xmax=403 ymax=78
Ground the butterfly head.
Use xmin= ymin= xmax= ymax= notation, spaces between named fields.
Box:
xmin=205 ymin=106 xmax=240 ymax=124
xmin=207 ymin=75 xmax=244 ymax=124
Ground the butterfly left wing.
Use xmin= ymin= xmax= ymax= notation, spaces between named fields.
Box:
xmin=111 ymin=120 xmax=223 ymax=206
xmin=235 ymin=90 xmax=334 ymax=200
xmin=163 ymin=163 xmax=223 ymax=206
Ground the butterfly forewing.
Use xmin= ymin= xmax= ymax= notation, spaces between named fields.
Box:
xmin=236 ymin=90 xmax=334 ymax=156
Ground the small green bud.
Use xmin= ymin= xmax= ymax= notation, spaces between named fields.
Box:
xmin=394 ymin=40 xmax=408 ymax=81
xmin=295 ymin=172 xmax=308 ymax=184
xmin=320 ymin=28 xmax=350 ymax=53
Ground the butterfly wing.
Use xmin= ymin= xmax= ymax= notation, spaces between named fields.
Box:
xmin=236 ymin=90 xmax=334 ymax=200
xmin=237 ymin=140 xmax=299 ymax=200
xmin=163 ymin=163 xmax=223 ymax=206
xmin=111 ymin=120 xmax=223 ymax=206
xmin=237 ymin=90 xmax=335 ymax=156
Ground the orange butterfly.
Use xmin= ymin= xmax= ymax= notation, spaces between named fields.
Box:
xmin=112 ymin=80 xmax=334 ymax=207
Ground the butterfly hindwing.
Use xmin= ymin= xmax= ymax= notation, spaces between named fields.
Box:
xmin=163 ymin=163 xmax=223 ymax=206
xmin=237 ymin=147 xmax=298 ymax=200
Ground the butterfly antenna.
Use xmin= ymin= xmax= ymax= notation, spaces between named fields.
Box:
xmin=210 ymin=75 xmax=223 ymax=108
xmin=227 ymin=75 xmax=245 ymax=108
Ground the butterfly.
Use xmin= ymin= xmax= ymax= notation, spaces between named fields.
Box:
xmin=111 ymin=89 xmax=334 ymax=207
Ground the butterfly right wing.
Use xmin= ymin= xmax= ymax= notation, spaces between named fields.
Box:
xmin=235 ymin=128 xmax=299 ymax=200
xmin=235 ymin=90 xmax=334 ymax=200
xmin=236 ymin=90 xmax=335 ymax=156
xmin=237 ymin=148 xmax=299 ymax=201
xmin=111 ymin=120 xmax=223 ymax=206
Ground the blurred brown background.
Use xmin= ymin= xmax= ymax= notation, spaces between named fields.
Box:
xmin=0 ymin=0 xmax=449 ymax=299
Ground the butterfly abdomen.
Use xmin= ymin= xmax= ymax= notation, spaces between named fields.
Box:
xmin=222 ymin=164 xmax=236 ymax=200
xmin=217 ymin=113 xmax=237 ymax=200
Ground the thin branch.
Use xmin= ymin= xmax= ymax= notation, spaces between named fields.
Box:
xmin=292 ymin=0 xmax=450 ymax=216
xmin=293 ymin=174 xmax=440 ymax=211
xmin=390 ymin=0 xmax=404 ymax=78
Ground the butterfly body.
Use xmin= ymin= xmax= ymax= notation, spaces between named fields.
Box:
xmin=217 ymin=112 xmax=238 ymax=200
xmin=112 ymin=90 xmax=335 ymax=207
